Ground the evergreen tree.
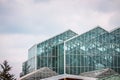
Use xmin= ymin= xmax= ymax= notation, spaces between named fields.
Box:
xmin=0 ymin=60 xmax=16 ymax=80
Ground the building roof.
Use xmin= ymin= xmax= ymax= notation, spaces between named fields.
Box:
xmin=41 ymin=74 xmax=97 ymax=80
xmin=20 ymin=67 xmax=58 ymax=80
xmin=80 ymin=68 xmax=118 ymax=78
xmin=98 ymin=74 xmax=120 ymax=80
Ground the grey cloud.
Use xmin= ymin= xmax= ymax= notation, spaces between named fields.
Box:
xmin=109 ymin=13 xmax=120 ymax=27
xmin=0 ymin=0 xmax=17 ymax=15
xmin=33 ymin=0 xmax=51 ymax=3
xmin=0 ymin=0 xmax=119 ymax=34
xmin=74 ymin=0 xmax=120 ymax=13
xmin=0 ymin=5 xmax=10 ymax=15
xmin=80 ymin=0 xmax=120 ymax=28
xmin=0 ymin=15 xmax=64 ymax=35
xmin=0 ymin=0 xmax=65 ymax=35
xmin=92 ymin=0 xmax=120 ymax=13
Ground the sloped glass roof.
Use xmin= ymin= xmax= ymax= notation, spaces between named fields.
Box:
xmin=80 ymin=68 xmax=118 ymax=78
xmin=20 ymin=67 xmax=58 ymax=80
xmin=98 ymin=74 xmax=120 ymax=80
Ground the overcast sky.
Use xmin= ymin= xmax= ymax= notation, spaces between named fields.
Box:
xmin=0 ymin=0 xmax=120 ymax=79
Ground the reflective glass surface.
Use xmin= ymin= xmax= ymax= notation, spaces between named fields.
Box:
xmin=21 ymin=30 xmax=77 ymax=75
xmin=21 ymin=27 xmax=120 ymax=77
xmin=65 ymin=27 xmax=120 ymax=75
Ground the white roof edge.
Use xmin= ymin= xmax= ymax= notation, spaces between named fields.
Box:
xmin=64 ymin=35 xmax=79 ymax=43
xmin=109 ymin=27 xmax=120 ymax=33
xmin=41 ymin=74 xmax=97 ymax=80
xmin=36 ymin=29 xmax=78 ymax=45
xmin=20 ymin=69 xmax=40 ymax=80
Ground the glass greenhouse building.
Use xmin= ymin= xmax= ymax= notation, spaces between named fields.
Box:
xmin=20 ymin=27 xmax=120 ymax=79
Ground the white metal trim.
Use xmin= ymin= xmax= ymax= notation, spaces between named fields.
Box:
xmin=64 ymin=42 xmax=66 ymax=74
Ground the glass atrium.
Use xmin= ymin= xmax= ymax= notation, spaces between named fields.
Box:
xmin=20 ymin=27 xmax=120 ymax=78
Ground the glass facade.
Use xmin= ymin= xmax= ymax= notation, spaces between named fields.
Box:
xmin=21 ymin=27 xmax=120 ymax=77
xmin=65 ymin=27 xmax=120 ymax=75
xmin=21 ymin=30 xmax=78 ymax=75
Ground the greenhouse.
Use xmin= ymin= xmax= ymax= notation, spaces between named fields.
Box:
xmin=20 ymin=27 xmax=120 ymax=80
